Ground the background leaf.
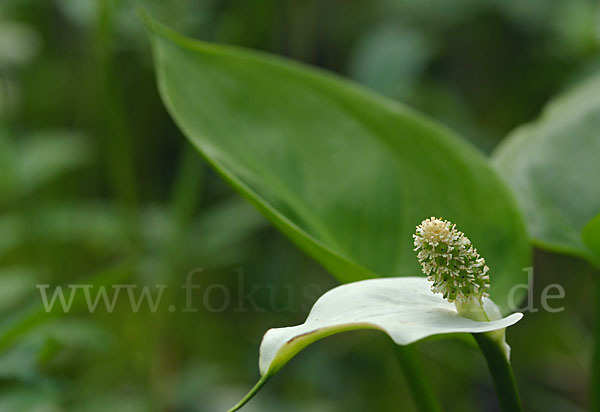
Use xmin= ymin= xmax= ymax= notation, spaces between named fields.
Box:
xmin=582 ymin=213 xmax=600 ymax=267
xmin=492 ymin=72 xmax=600 ymax=263
xmin=144 ymin=15 xmax=530 ymax=312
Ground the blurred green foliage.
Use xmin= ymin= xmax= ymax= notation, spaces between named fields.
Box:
xmin=0 ymin=0 xmax=599 ymax=411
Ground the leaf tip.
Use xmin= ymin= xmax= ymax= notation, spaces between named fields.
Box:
xmin=135 ymin=8 xmax=176 ymax=41
xmin=135 ymin=6 xmax=153 ymax=29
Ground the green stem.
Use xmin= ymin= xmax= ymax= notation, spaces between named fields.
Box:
xmin=96 ymin=0 xmax=138 ymax=213
xmin=591 ymin=277 xmax=600 ymax=412
xmin=166 ymin=144 xmax=204 ymax=257
xmin=473 ymin=332 xmax=523 ymax=412
xmin=393 ymin=344 xmax=442 ymax=412
xmin=228 ymin=374 xmax=271 ymax=412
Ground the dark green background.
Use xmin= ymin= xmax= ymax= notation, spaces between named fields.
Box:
xmin=1 ymin=0 xmax=598 ymax=411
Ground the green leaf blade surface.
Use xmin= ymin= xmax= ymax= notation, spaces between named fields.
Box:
xmin=493 ymin=73 xmax=600 ymax=262
xmin=144 ymin=14 xmax=530 ymax=311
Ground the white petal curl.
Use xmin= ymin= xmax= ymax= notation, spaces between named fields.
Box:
xmin=259 ymin=276 xmax=522 ymax=375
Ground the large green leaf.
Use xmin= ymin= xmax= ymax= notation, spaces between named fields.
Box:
xmin=492 ymin=73 xmax=600 ymax=263
xmin=143 ymin=14 xmax=530 ymax=311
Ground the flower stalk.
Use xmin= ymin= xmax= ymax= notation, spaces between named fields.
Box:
xmin=414 ymin=217 xmax=524 ymax=412
xmin=473 ymin=332 xmax=524 ymax=412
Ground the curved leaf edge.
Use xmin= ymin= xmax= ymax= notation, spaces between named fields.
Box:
xmin=140 ymin=9 xmax=374 ymax=284
xmin=492 ymin=73 xmax=600 ymax=264
xmin=582 ymin=213 xmax=600 ymax=269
